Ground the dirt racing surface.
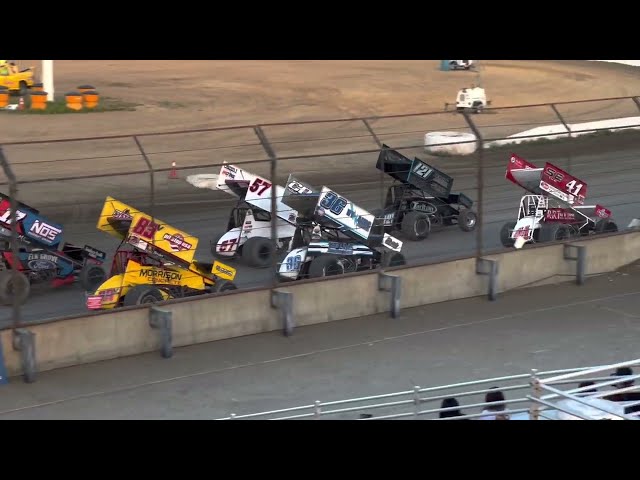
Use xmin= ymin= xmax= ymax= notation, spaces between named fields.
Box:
xmin=3 ymin=60 xmax=640 ymax=141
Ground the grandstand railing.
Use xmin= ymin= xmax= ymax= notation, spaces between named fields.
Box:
xmin=216 ymin=359 xmax=640 ymax=420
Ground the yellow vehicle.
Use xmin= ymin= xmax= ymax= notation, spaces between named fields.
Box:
xmin=86 ymin=197 xmax=238 ymax=310
xmin=0 ymin=62 xmax=35 ymax=95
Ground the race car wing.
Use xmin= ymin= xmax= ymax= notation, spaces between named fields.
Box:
xmin=126 ymin=211 xmax=199 ymax=267
xmin=376 ymin=144 xmax=454 ymax=198
xmin=97 ymin=196 xmax=143 ymax=241
xmin=281 ymin=175 xmax=320 ymax=222
xmin=315 ymin=186 xmax=403 ymax=252
xmin=0 ymin=192 xmax=64 ymax=249
xmin=506 ymin=154 xmax=588 ymax=206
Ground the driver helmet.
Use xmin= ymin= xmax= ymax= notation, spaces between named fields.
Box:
xmin=311 ymin=225 xmax=322 ymax=240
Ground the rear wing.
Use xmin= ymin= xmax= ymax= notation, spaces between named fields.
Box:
xmin=97 ymin=196 xmax=199 ymax=268
xmin=281 ymin=176 xmax=403 ymax=252
xmin=215 ymin=163 xmax=301 ymax=226
xmin=0 ymin=192 xmax=65 ymax=249
xmin=376 ymin=144 xmax=454 ymax=198
xmin=506 ymin=154 xmax=588 ymax=206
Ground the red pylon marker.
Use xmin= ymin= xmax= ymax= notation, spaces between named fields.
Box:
xmin=18 ymin=97 xmax=25 ymax=111
xmin=169 ymin=161 xmax=178 ymax=179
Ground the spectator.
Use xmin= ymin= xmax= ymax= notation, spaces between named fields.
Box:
xmin=439 ymin=397 xmax=468 ymax=420
xmin=578 ymin=381 xmax=597 ymax=394
xmin=478 ymin=387 xmax=510 ymax=420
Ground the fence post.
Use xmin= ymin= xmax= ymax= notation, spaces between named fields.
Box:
xmin=529 ymin=369 xmax=541 ymax=420
xmin=460 ymin=112 xmax=484 ymax=260
xmin=313 ymin=400 xmax=322 ymax=419
xmin=0 ymin=147 xmax=22 ymax=328
xmin=12 ymin=328 xmax=36 ymax=383
xmin=149 ymin=306 xmax=173 ymax=358
xmin=253 ymin=126 xmax=279 ymax=288
xmin=378 ymin=271 xmax=402 ymax=318
xmin=413 ymin=386 xmax=421 ymax=418
xmin=563 ymin=244 xmax=587 ymax=285
xmin=550 ymin=104 xmax=573 ymax=173
xmin=133 ymin=136 xmax=157 ymax=287
xmin=271 ymin=289 xmax=294 ymax=336
xmin=361 ymin=119 xmax=386 ymax=209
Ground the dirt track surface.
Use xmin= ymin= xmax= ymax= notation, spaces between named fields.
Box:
xmin=3 ymin=60 xmax=640 ymax=142
xmin=1 ymin=261 xmax=638 ymax=419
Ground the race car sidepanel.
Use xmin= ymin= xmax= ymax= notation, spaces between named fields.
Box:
xmin=123 ymin=260 xmax=206 ymax=289
xmin=215 ymin=228 xmax=244 ymax=256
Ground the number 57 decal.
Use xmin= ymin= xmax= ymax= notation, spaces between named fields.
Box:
xmin=250 ymin=178 xmax=272 ymax=196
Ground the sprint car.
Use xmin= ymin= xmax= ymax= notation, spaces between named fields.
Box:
xmin=186 ymin=163 xmax=300 ymax=268
xmin=500 ymin=154 xmax=618 ymax=248
xmin=0 ymin=193 xmax=107 ymax=305
xmin=86 ymin=197 xmax=237 ymax=310
xmin=374 ymin=145 xmax=477 ymax=240
xmin=277 ymin=175 xmax=406 ymax=280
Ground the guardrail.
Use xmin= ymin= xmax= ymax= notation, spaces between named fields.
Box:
xmin=216 ymin=359 xmax=640 ymax=420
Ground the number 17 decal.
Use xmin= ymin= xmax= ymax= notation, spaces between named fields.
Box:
xmin=250 ymin=178 xmax=272 ymax=196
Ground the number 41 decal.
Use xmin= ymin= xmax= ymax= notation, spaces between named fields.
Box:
xmin=566 ymin=180 xmax=584 ymax=195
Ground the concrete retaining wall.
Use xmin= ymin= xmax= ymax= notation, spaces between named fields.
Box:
xmin=2 ymin=231 xmax=639 ymax=377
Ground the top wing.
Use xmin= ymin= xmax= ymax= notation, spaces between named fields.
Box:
xmin=97 ymin=196 xmax=143 ymax=241
xmin=97 ymin=196 xmax=199 ymax=267
xmin=506 ymin=154 xmax=588 ymax=206
xmin=281 ymin=175 xmax=320 ymax=222
xmin=376 ymin=144 xmax=454 ymax=198
xmin=0 ymin=192 xmax=64 ymax=249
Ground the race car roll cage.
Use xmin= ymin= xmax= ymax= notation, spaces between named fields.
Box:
xmin=517 ymin=194 xmax=595 ymax=234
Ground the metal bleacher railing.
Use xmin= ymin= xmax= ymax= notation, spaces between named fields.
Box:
xmin=216 ymin=358 xmax=640 ymax=420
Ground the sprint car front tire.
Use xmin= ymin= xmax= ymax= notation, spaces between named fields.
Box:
xmin=401 ymin=211 xmax=430 ymax=241
xmin=382 ymin=252 xmax=406 ymax=268
xmin=595 ymin=219 xmax=618 ymax=234
xmin=308 ymin=255 xmax=345 ymax=278
xmin=213 ymin=280 xmax=238 ymax=293
xmin=0 ymin=271 xmax=30 ymax=306
xmin=500 ymin=221 xmax=517 ymax=248
xmin=79 ymin=265 xmax=107 ymax=292
xmin=122 ymin=286 xmax=165 ymax=307
xmin=242 ymin=237 xmax=276 ymax=268
xmin=539 ymin=223 xmax=571 ymax=243
xmin=458 ymin=209 xmax=477 ymax=232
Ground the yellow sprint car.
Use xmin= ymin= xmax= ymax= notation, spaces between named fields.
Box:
xmin=86 ymin=197 xmax=238 ymax=310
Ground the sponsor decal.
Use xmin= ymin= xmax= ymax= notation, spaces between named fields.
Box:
xmin=128 ymin=235 xmax=148 ymax=251
xmin=545 ymin=209 xmax=576 ymax=221
xmin=83 ymin=245 xmax=106 ymax=261
xmin=214 ymin=264 xmax=234 ymax=277
xmin=162 ymin=233 xmax=193 ymax=252
xmin=139 ymin=269 xmax=182 ymax=282
xmin=327 ymin=242 xmax=354 ymax=254
xmin=29 ymin=220 xmax=62 ymax=242
xmin=383 ymin=212 xmax=395 ymax=226
xmin=27 ymin=253 xmax=59 ymax=263
xmin=383 ymin=236 xmax=401 ymax=251
xmin=112 ymin=208 xmax=133 ymax=220
xmin=243 ymin=221 xmax=252 ymax=234
xmin=410 ymin=202 xmax=437 ymax=214
xmin=595 ymin=205 xmax=611 ymax=219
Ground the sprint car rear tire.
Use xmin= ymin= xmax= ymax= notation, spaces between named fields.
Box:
xmin=500 ymin=221 xmax=517 ymax=248
xmin=79 ymin=265 xmax=107 ymax=292
xmin=242 ymin=237 xmax=276 ymax=268
xmin=539 ymin=223 xmax=571 ymax=243
xmin=122 ymin=286 xmax=164 ymax=307
xmin=401 ymin=211 xmax=430 ymax=241
xmin=458 ymin=209 xmax=477 ymax=232
xmin=382 ymin=252 xmax=406 ymax=268
xmin=213 ymin=280 xmax=238 ymax=293
xmin=308 ymin=255 xmax=345 ymax=278
xmin=595 ymin=219 xmax=618 ymax=234
xmin=0 ymin=271 xmax=31 ymax=306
